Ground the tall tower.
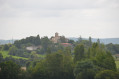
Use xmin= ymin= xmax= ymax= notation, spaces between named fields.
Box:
xmin=55 ymin=32 xmax=59 ymax=37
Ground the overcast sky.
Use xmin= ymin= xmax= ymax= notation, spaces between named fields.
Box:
xmin=0 ymin=0 xmax=119 ymax=39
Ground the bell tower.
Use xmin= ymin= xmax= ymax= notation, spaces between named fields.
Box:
xmin=55 ymin=32 xmax=59 ymax=37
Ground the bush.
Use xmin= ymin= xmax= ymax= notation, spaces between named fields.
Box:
xmin=95 ymin=70 xmax=119 ymax=79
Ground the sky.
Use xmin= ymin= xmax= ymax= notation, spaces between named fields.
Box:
xmin=0 ymin=0 xmax=119 ymax=39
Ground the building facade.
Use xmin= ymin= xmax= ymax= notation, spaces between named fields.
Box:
xmin=51 ymin=32 xmax=69 ymax=43
xmin=51 ymin=32 xmax=61 ymax=43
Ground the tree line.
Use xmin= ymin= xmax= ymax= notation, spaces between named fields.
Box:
xmin=0 ymin=35 xmax=119 ymax=79
xmin=0 ymin=43 xmax=119 ymax=79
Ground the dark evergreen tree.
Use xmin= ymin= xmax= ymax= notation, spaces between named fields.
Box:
xmin=74 ymin=44 xmax=85 ymax=63
xmin=95 ymin=70 xmax=119 ymax=79
xmin=78 ymin=35 xmax=82 ymax=43
xmin=89 ymin=36 xmax=92 ymax=47
xmin=74 ymin=60 xmax=96 ymax=79
xmin=0 ymin=53 xmax=3 ymax=63
xmin=97 ymin=39 xmax=100 ymax=45
xmin=0 ymin=61 xmax=21 ymax=79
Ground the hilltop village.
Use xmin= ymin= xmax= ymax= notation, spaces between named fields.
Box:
xmin=0 ymin=33 xmax=119 ymax=79
xmin=26 ymin=32 xmax=72 ymax=51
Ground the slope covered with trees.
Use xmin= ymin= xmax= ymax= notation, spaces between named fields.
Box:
xmin=0 ymin=35 xmax=119 ymax=79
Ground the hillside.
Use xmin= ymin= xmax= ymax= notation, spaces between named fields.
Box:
xmin=0 ymin=34 xmax=119 ymax=79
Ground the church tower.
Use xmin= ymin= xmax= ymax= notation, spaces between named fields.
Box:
xmin=55 ymin=32 xmax=59 ymax=37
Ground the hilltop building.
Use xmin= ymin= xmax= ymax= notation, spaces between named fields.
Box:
xmin=51 ymin=32 xmax=60 ymax=43
xmin=51 ymin=32 xmax=68 ymax=43
xmin=26 ymin=45 xmax=42 ymax=51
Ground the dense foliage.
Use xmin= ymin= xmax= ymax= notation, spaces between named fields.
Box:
xmin=0 ymin=61 xmax=21 ymax=79
xmin=0 ymin=35 xmax=119 ymax=79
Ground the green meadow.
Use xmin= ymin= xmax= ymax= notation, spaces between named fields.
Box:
xmin=0 ymin=51 xmax=28 ymax=60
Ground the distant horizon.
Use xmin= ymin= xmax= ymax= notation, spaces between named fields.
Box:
xmin=1 ymin=34 xmax=119 ymax=45
xmin=0 ymin=33 xmax=119 ymax=40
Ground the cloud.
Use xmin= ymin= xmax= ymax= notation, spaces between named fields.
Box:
xmin=0 ymin=0 xmax=119 ymax=18
xmin=0 ymin=0 xmax=119 ymax=39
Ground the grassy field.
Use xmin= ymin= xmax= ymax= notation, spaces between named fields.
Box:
xmin=0 ymin=51 xmax=10 ymax=58
xmin=37 ymin=54 xmax=46 ymax=58
xmin=115 ymin=61 xmax=119 ymax=69
xmin=0 ymin=51 xmax=28 ymax=60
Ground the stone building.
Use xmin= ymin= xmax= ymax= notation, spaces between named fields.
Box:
xmin=51 ymin=32 xmax=61 ymax=43
xmin=51 ymin=32 xmax=68 ymax=43
xmin=26 ymin=45 xmax=42 ymax=51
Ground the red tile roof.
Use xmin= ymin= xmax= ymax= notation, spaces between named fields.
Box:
xmin=60 ymin=43 xmax=72 ymax=47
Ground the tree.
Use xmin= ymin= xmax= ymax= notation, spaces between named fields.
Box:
xmin=0 ymin=61 xmax=21 ymax=79
xmin=89 ymin=36 xmax=92 ymax=47
xmin=74 ymin=44 xmax=85 ymax=63
xmin=74 ymin=60 xmax=97 ymax=79
xmin=41 ymin=36 xmax=51 ymax=51
xmin=35 ymin=35 xmax=41 ymax=45
xmin=9 ymin=45 xmax=18 ymax=56
xmin=76 ymin=69 xmax=95 ymax=79
xmin=90 ymin=43 xmax=99 ymax=57
xmin=88 ymin=43 xmax=116 ymax=71
xmin=106 ymin=43 xmax=119 ymax=54
xmin=46 ymin=47 xmax=51 ymax=54
xmin=60 ymin=36 xmax=66 ymax=43
xmin=95 ymin=51 xmax=117 ymax=71
xmin=97 ymin=39 xmax=100 ymax=45
xmin=30 ymin=51 xmax=39 ymax=60
xmin=31 ymin=60 xmax=48 ymax=79
xmin=0 ymin=53 xmax=3 ymax=63
xmin=14 ymin=35 xmax=41 ymax=48
xmin=45 ymin=52 xmax=63 ymax=79
xmin=62 ymin=48 xmax=74 ymax=79
xmin=3 ymin=44 xmax=9 ymax=50
xmin=95 ymin=70 xmax=119 ymax=79
xmin=86 ymin=48 xmax=91 ymax=58
xmin=32 ymin=50 xmax=74 ymax=79
xmin=68 ymin=40 xmax=75 ymax=44
xmin=78 ymin=35 xmax=82 ymax=43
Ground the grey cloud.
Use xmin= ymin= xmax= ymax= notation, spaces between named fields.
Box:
xmin=0 ymin=0 xmax=119 ymax=17
xmin=2 ymin=0 xmax=118 ymax=10
xmin=0 ymin=0 xmax=119 ymax=39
